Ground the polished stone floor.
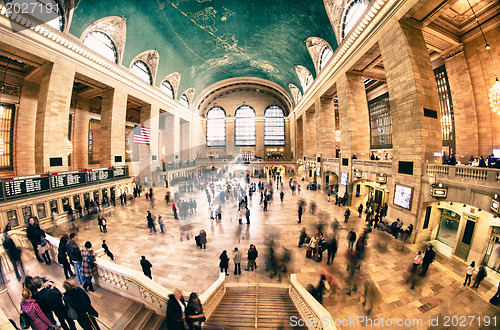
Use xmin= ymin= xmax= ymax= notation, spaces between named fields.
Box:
xmin=8 ymin=175 xmax=500 ymax=329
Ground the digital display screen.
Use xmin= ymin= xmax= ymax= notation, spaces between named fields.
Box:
xmin=394 ymin=184 xmax=412 ymax=210
xmin=4 ymin=174 xmax=50 ymax=197
xmin=51 ymin=170 xmax=86 ymax=189
xmin=340 ymin=172 xmax=347 ymax=185
xmin=492 ymin=200 xmax=499 ymax=212
xmin=87 ymin=168 xmax=114 ymax=182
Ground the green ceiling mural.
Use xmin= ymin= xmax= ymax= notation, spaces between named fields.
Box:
xmin=70 ymin=0 xmax=337 ymax=100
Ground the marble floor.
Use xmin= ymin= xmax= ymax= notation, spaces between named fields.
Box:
xmin=7 ymin=175 xmax=500 ymax=329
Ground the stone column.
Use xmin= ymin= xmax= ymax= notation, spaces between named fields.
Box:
xmin=226 ymin=118 xmax=235 ymax=155
xmin=138 ymin=104 xmax=160 ymax=181
xmin=35 ymin=62 xmax=75 ymax=173
xmin=305 ymin=109 xmax=317 ymax=158
xmin=100 ymin=88 xmax=127 ymax=167
xmin=173 ymin=115 xmax=180 ymax=160
xmin=255 ymin=118 xmax=265 ymax=157
xmin=180 ymin=119 xmax=190 ymax=160
xmin=296 ymin=116 xmax=303 ymax=159
xmin=73 ymin=96 xmax=90 ymax=169
xmin=162 ymin=113 xmax=174 ymax=162
xmin=337 ymin=72 xmax=370 ymax=160
xmin=379 ymin=19 xmax=442 ymax=220
xmin=15 ymin=81 xmax=38 ymax=175
xmin=315 ymin=96 xmax=337 ymax=158
xmin=443 ymin=48 xmax=479 ymax=159
xmin=285 ymin=119 xmax=292 ymax=158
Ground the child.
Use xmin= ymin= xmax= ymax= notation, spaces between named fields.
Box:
xmin=412 ymin=251 xmax=422 ymax=272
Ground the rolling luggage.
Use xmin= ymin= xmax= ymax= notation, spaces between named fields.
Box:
xmin=195 ymin=235 xmax=201 ymax=247
xmin=306 ymin=248 xmax=312 ymax=259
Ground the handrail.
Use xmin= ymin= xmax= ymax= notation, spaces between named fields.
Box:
xmin=87 ymin=313 xmax=112 ymax=330
xmin=289 ymin=274 xmax=336 ymax=330
xmin=198 ymin=272 xmax=226 ymax=319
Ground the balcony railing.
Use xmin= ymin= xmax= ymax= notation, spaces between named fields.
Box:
xmin=425 ymin=164 xmax=500 ymax=184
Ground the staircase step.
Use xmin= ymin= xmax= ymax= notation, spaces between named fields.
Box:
xmin=112 ymin=301 xmax=143 ymax=330
xmin=142 ymin=313 xmax=164 ymax=330
xmin=123 ymin=307 xmax=154 ymax=330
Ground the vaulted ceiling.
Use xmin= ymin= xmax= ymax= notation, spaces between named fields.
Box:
xmin=69 ymin=0 xmax=338 ymax=101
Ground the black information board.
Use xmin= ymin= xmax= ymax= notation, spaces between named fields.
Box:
xmin=51 ymin=170 xmax=87 ymax=189
xmin=113 ymin=167 xmax=125 ymax=178
xmin=4 ymin=174 xmax=51 ymax=197
xmin=87 ymin=168 xmax=114 ymax=182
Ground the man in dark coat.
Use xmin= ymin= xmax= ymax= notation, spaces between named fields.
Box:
xmin=420 ymin=244 xmax=435 ymax=276
xmin=26 ymin=218 xmax=44 ymax=262
xmin=246 ymin=244 xmax=258 ymax=271
xmin=140 ymin=256 xmax=153 ymax=279
xmin=2 ymin=232 xmax=24 ymax=280
xmin=166 ymin=288 xmax=186 ymax=330
xmin=43 ymin=280 xmax=77 ymax=330
xmin=327 ymin=236 xmax=338 ymax=265
xmin=66 ymin=233 xmax=83 ymax=284
xmin=298 ymin=204 xmax=303 ymax=223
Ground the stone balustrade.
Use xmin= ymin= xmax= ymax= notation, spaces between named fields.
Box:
xmin=289 ymin=274 xmax=336 ymax=330
xmin=44 ymin=235 xmax=171 ymax=315
xmin=425 ymin=164 xmax=500 ymax=185
xmin=198 ymin=272 xmax=226 ymax=319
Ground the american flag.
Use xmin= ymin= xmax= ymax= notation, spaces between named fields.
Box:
xmin=134 ymin=125 xmax=150 ymax=145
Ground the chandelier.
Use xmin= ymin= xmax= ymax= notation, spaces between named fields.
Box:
xmin=467 ymin=0 xmax=498 ymax=114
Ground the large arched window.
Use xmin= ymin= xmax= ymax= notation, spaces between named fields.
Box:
xmin=206 ymin=107 xmax=226 ymax=147
xmin=264 ymin=105 xmax=285 ymax=146
xmin=304 ymin=73 xmax=313 ymax=92
xmin=130 ymin=60 xmax=152 ymax=84
xmin=83 ymin=31 xmax=118 ymax=63
xmin=235 ymin=105 xmax=256 ymax=146
xmin=342 ymin=0 xmax=367 ymax=40
xmin=11 ymin=0 xmax=64 ymax=31
xmin=319 ymin=46 xmax=333 ymax=71
xmin=160 ymin=80 xmax=174 ymax=98
xmin=180 ymin=94 xmax=189 ymax=108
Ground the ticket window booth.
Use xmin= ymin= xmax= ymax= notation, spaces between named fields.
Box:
xmin=93 ymin=190 xmax=99 ymax=202
xmin=436 ymin=209 xmax=461 ymax=248
xmin=73 ymin=195 xmax=81 ymax=208
xmin=36 ymin=203 xmax=46 ymax=219
xmin=7 ymin=210 xmax=19 ymax=227
xmin=22 ymin=206 xmax=33 ymax=223
xmin=483 ymin=226 xmax=500 ymax=273
xmin=62 ymin=197 xmax=70 ymax=212
xmin=50 ymin=200 xmax=59 ymax=214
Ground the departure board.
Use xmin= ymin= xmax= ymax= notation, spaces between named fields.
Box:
xmin=113 ymin=167 xmax=125 ymax=178
xmin=51 ymin=170 xmax=86 ymax=189
xmin=4 ymin=174 xmax=50 ymax=197
xmin=87 ymin=168 xmax=114 ymax=182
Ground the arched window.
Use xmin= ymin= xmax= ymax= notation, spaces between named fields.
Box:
xmin=235 ymin=105 xmax=256 ymax=146
xmin=296 ymin=90 xmax=303 ymax=103
xmin=342 ymin=0 xmax=367 ymax=40
xmin=83 ymin=31 xmax=118 ymax=63
xmin=11 ymin=0 xmax=64 ymax=32
xmin=265 ymin=105 xmax=285 ymax=146
xmin=160 ymin=80 xmax=174 ymax=98
xmin=304 ymin=73 xmax=313 ymax=92
xmin=319 ymin=46 xmax=333 ymax=71
xmin=206 ymin=107 xmax=226 ymax=147
xmin=130 ymin=60 xmax=152 ymax=84
xmin=180 ymin=94 xmax=189 ymax=108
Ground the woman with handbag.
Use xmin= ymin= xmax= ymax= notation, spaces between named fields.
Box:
xmin=185 ymin=292 xmax=206 ymax=330
xmin=62 ymin=280 xmax=100 ymax=330
xmin=80 ymin=241 xmax=97 ymax=292
xmin=20 ymin=288 xmax=55 ymax=330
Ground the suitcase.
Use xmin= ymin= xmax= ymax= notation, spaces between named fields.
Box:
xmin=195 ymin=235 xmax=201 ymax=247
xmin=306 ymin=248 xmax=312 ymax=259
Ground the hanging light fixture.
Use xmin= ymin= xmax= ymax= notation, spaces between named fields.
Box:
xmin=466 ymin=0 xmax=499 ymax=114
xmin=0 ymin=56 xmax=10 ymax=116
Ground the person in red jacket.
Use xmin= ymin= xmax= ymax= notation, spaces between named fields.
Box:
xmin=172 ymin=203 xmax=178 ymax=219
